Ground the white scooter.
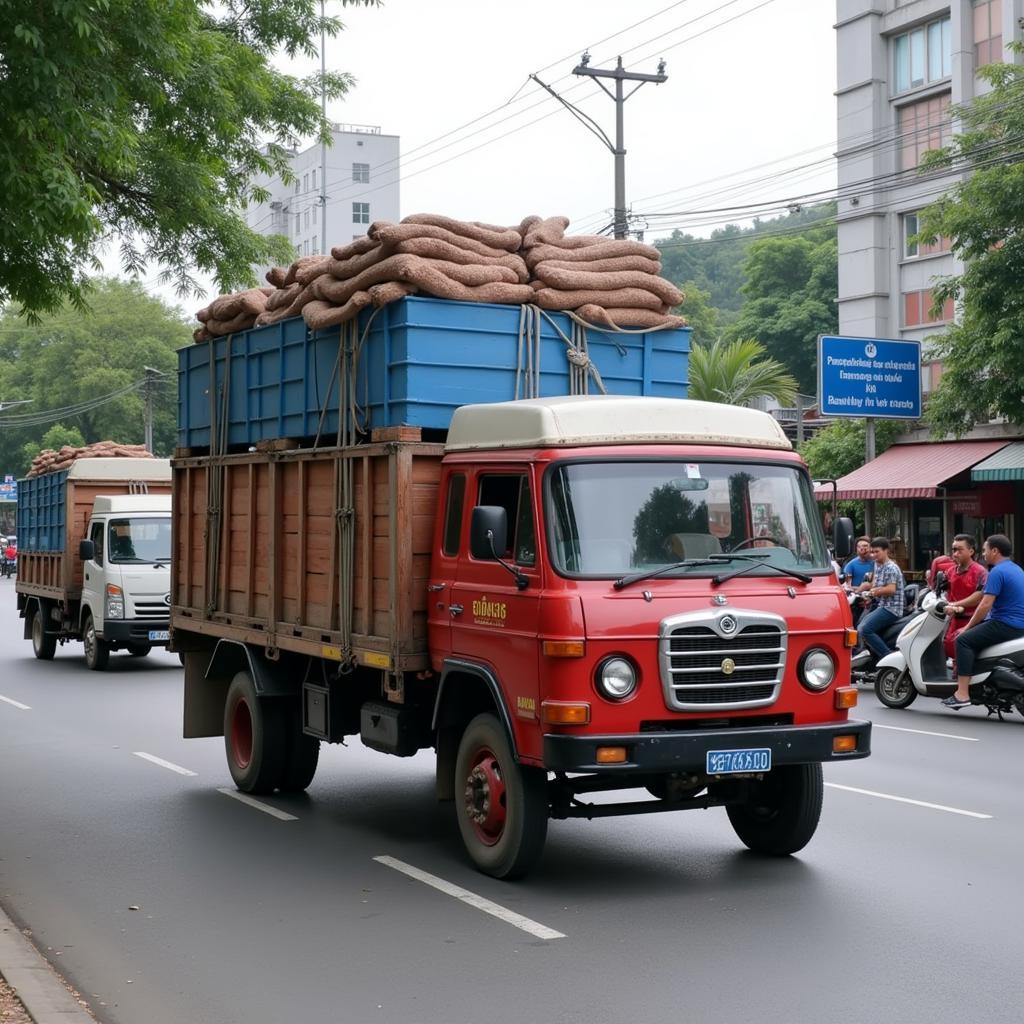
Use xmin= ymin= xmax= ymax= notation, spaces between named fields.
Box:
xmin=874 ymin=587 xmax=1024 ymax=718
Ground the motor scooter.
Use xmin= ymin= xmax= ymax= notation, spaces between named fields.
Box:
xmin=848 ymin=583 xmax=922 ymax=686
xmin=874 ymin=590 xmax=1024 ymax=717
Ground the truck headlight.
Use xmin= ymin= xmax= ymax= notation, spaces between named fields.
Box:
xmin=799 ymin=648 xmax=835 ymax=691
xmin=596 ymin=656 xmax=638 ymax=700
xmin=105 ymin=584 xmax=125 ymax=620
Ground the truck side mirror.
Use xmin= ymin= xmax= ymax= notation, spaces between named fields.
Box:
xmin=833 ymin=517 xmax=854 ymax=560
xmin=470 ymin=506 xmax=508 ymax=560
xmin=79 ymin=539 xmax=95 ymax=562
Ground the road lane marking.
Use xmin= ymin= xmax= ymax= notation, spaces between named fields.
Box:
xmin=374 ymin=855 xmax=566 ymax=941
xmin=216 ymin=787 xmax=298 ymax=821
xmin=873 ymin=723 xmax=979 ymax=742
xmin=0 ymin=694 xmax=31 ymax=710
xmin=133 ymin=751 xmax=198 ymax=776
xmin=825 ymin=782 xmax=992 ymax=819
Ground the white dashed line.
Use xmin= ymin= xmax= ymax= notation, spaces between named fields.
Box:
xmin=217 ymin=787 xmax=298 ymax=821
xmin=133 ymin=751 xmax=198 ymax=776
xmin=873 ymin=723 xmax=979 ymax=742
xmin=0 ymin=694 xmax=31 ymax=710
xmin=374 ymin=855 xmax=566 ymax=941
xmin=825 ymin=782 xmax=992 ymax=819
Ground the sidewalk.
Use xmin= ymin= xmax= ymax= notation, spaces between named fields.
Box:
xmin=0 ymin=904 xmax=95 ymax=1024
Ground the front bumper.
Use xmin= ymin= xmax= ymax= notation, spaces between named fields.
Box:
xmin=543 ymin=719 xmax=871 ymax=773
xmin=101 ymin=619 xmax=170 ymax=646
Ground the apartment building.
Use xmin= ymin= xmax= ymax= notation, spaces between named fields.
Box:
xmin=245 ymin=123 xmax=400 ymax=269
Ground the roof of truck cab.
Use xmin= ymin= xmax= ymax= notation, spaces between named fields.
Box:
xmin=66 ymin=457 xmax=171 ymax=481
xmin=444 ymin=396 xmax=792 ymax=452
xmin=92 ymin=495 xmax=171 ymax=514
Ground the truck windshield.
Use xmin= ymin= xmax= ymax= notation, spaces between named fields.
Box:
xmin=108 ymin=518 xmax=172 ymax=564
xmin=547 ymin=460 xmax=830 ymax=577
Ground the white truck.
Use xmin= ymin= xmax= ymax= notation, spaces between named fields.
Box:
xmin=16 ymin=459 xmax=173 ymax=669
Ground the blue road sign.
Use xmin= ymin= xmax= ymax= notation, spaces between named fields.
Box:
xmin=818 ymin=335 xmax=921 ymax=419
xmin=0 ymin=475 xmax=16 ymax=503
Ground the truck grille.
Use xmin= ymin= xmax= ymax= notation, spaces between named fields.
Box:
xmin=134 ymin=600 xmax=169 ymax=620
xmin=659 ymin=611 xmax=787 ymax=712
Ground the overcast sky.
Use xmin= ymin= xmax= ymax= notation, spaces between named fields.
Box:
xmin=143 ymin=0 xmax=839 ymax=309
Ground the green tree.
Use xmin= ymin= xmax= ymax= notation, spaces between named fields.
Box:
xmin=0 ymin=278 xmax=191 ymax=474
xmin=800 ymin=418 xmax=902 ymax=481
xmin=917 ymin=55 xmax=1024 ymax=435
xmin=22 ymin=425 xmax=88 ymax=468
xmin=727 ymin=231 xmax=838 ymax=393
xmin=675 ymin=281 xmax=721 ymax=347
xmin=0 ymin=1 xmax=377 ymax=317
xmin=688 ymin=337 xmax=797 ymax=407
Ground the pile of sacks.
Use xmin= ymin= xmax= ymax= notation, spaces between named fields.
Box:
xmin=193 ymin=213 xmax=686 ymax=340
xmin=27 ymin=442 xmax=155 ymax=478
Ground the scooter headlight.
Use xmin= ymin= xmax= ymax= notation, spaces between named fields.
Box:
xmin=799 ymin=648 xmax=836 ymax=691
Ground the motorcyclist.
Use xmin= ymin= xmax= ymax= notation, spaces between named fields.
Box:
xmin=842 ymin=537 xmax=873 ymax=625
xmin=856 ymin=537 xmax=906 ymax=660
xmin=940 ymin=534 xmax=987 ymax=671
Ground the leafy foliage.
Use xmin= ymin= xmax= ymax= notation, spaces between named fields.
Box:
xmin=0 ymin=279 xmax=191 ymax=474
xmin=675 ymin=281 xmax=722 ymax=348
xmin=917 ymin=55 xmax=1024 ymax=435
xmin=22 ymin=425 xmax=88 ymax=468
xmin=687 ymin=337 xmax=797 ymax=407
xmin=800 ymin=418 xmax=902 ymax=482
xmin=0 ymin=0 xmax=377 ymax=317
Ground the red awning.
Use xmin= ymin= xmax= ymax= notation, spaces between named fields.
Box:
xmin=818 ymin=440 xmax=1010 ymax=500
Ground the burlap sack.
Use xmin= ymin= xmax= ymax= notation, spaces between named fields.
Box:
xmin=533 ymin=287 xmax=666 ymax=312
xmin=393 ymin=237 xmax=529 ymax=282
xmin=401 ymin=214 xmax=522 ymax=252
xmin=370 ymin=222 xmax=512 ymax=260
xmin=575 ymin=304 xmax=688 ymax=330
xmin=303 ymin=293 xmax=373 ymax=331
xmin=521 ymin=215 xmax=571 ymax=248
xmin=531 ymin=266 xmax=683 ymax=306
xmin=208 ymin=288 xmax=268 ymax=322
xmin=326 ymin=242 xmax=392 ymax=281
xmin=265 ymin=266 xmax=288 ymax=288
xmin=330 ymin=236 xmax=378 ymax=261
xmin=205 ymin=310 xmax=258 ymax=336
xmin=532 ymin=254 xmax=662 ymax=276
xmin=284 ymin=256 xmax=324 ymax=287
xmin=265 ymin=282 xmax=302 ymax=312
xmin=294 ymin=256 xmax=332 ymax=287
xmin=368 ymin=282 xmax=417 ymax=307
xmin=524 ymin=240 xmax=662 ymax=268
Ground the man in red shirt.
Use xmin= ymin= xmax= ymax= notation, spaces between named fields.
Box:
xmin=942 ymin=534 xmax=988 ymax=666
xmin=928 ymin=552 xmax=955 ymax=589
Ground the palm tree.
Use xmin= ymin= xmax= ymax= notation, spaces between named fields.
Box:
xmin=687 ymin=337 xmax=797 ymax=407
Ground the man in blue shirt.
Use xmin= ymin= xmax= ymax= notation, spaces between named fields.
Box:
xmin=856 ymin=537 xmax=906 ymax=659
xmin=843 ymin=536 xmax=874 ymax=588
xmin=944 ymin=534 xmax=1024 ymax=708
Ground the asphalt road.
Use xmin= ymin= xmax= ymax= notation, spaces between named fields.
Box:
xmin=1 ymin=575 xmax=1022 ymax=1024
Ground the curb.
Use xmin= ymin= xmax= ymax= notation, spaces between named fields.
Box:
xmin=0 ymin=904 xmax=94 ymax=1024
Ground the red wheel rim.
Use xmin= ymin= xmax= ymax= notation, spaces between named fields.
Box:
xmin=230 ymin=697 xmax=253 ymax=770
xmin=463 ymin=745 xmax=507 ymax=846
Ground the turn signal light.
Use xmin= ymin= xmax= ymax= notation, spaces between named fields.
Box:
xmin=542 ymin=640 xmax=585 ymax=658
xmin=541 ymin=701 xmax=591 ymax=725
xmin=834 ymin=686 xmax=859 ymax=710
xmin=833 ymin=734 xmax=858 ymax=753
xmin=595 ymin=746 xmax=628 ymax=764
xmin=844 ymin=628 xmax=858 ymax=648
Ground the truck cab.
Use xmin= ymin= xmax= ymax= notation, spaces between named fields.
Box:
xmin=78 ymin=495 xmax=172 ymax=665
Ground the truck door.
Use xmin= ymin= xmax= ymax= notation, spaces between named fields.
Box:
xmin=450 ymin=469 xmax=542 ymax=727
xmin=82 ymin=520 xmax=105 ymax=629
xmin=427 ymin=469 xmax=467 ymax=666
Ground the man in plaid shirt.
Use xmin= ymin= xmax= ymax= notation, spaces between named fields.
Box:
xmin=856 ymin=536 xmax=906 ymax=659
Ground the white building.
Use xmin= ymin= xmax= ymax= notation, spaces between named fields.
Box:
xmin=245 ymin=123 xmax=400 ymax=270
xmin=835 ymin=0 xmax=1019 ymax=395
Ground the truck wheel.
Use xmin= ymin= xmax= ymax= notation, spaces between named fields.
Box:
xmin=30 ymin=606 xmax=56 ymax=661
xmin=127 ymin=644 xmax=152 ymax=657
xmin=82 ymin=614 xmax=110 ymax=671
xmin=875 ymin=667 xmax=917 ymax=709
xmin=279 ymin=702 xmax=320 ymax=793
xmin=224 ymin=671 xmax=286 ymax=794
xmin=726 ymin=762 xmax=823 ymax=856
xmin=454 ymin=713 xmax=548 ymax=879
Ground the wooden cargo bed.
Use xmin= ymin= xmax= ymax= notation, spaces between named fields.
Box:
xmin=171 ymin=441 xmax=444 ymax=672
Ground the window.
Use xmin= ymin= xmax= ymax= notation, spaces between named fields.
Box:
xmin=973 ymin=0 xmax=1003 ymax=69
xmin=312 ymin=203 xmax=317 ymax=224
xmin=477 ymin=474 xmax=536 ymax=566
xmin=893 ymin=16 xmax=950 ymax=93
xmin=922 ymin=361 xmax=945 ymax=394
xmin=903 ymin=212 xmax=952 ymax=259
xmin=303 ymin=172 xmax=309 ymax=193
xmin=304 ymin=240 xmax=309 ymax=256
xmin=352 ymin=162 xmax=370 ymax=183
xmin=312 ymin=234 xmax=317 ymax=254
xmin=294 ymin=179 xmax=299 ymax=195
xmin=903 ymin=288 xmax=954 ymax=327
xmin=442 ymin=474 xmax=466 ymax=556
xmin=89 ymin=522 xmax=104 ymax=566
xmin=304 ymin=209 xmax=310 ymax=229
xmin=311 ymin=169 xmax=317 ymax=191
xmin=108 ymin=518 xmax=171 ymax=564
xmin=898 ymin=93 xmax=951 ymax=170
xmin=295 ymin=212 xmax=300 ymax=235
xmin=353 ymin=202 xmax=370 ymax=224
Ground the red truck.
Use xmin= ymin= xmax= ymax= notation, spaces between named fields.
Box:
xmin=173 ymin=395 xmax=866 ymax=878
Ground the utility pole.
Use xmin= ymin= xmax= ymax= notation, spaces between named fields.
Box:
xmin=319 ymin=0 xmax=329 ymax=254
xmin=142 ymin=367 xmax=165 ymax=453
xmin=571 ymin=54 xmax=667 ymax=239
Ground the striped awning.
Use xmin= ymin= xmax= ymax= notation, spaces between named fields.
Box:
xmin=971 ymin=441 xmax=1024 ymax=482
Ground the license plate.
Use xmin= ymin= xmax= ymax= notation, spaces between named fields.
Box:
xmin=147 ymin=630 xmax=170 ymax=642
xmin=706 ymin=747 xmax=772 ymax=774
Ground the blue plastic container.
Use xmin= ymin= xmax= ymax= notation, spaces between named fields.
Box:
xmin=17 ymin=470 xmax=68 ymax=553
xmin=178 ymin=297 xmax=690 ymax=448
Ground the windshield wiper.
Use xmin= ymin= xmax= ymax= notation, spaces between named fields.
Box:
xmin=613 ymin=558 xmax=718 ymax=590
xmin=712 ymin=557 xmax=812 ymax=586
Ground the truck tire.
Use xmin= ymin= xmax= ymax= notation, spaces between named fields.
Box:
xmin=127 ymin=644 xmax=152 ymax=657
xmin=30 ymin=606 xmax=56 ymax=661
xmin=726 ymin=762 xmax=823 ymax=856
xmin=279 ymin=702 xmax=320 ymax=793
xmin=224 ymin=671 xmax=286 ymax=794
xmin=82 ymin=613 xmax=110 ymax=671
xmin=454 ymin=713 xmax=548 ymax=880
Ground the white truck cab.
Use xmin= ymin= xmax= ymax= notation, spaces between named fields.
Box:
xmin=79 ymin=494 xmax=172 ymax=665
